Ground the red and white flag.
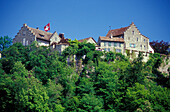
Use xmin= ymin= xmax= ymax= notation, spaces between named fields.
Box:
xmin=44 ymin=23 xmax=50 ymax=32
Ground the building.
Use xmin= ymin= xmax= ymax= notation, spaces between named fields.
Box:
xmin=78 ymin=37 xmax=97 ymax=44
xmin=13 ymin=24 xmax=61 ymax=46
xmin=50 ymin=33 xmax=70 ymax=53
xmin=78 ymin=37 xmax=100 ymax=50
xmin=149 ymin=44 xmax=154 ymax=53
xmin=97 ymin=22 xmax=152 ymax=61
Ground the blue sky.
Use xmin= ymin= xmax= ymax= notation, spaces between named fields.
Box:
xmin=1 ymin=0 xmax=170 ymax=42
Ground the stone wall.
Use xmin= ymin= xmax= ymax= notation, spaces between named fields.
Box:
xmin=50 ymin=32 xmax=61 ymax=45
xmin=124 ymin=24 xmax=149 ymax=52
xmin=13 ymin=24 xmax=35 ymax=46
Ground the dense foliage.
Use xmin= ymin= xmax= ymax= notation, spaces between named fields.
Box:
xmin=0 ymin=36 xmax=12 ymax=51
xmin=0 ymin=41 xmax=169 ymax=112
xmin=150 ymin=40 xmax=169 ymax=55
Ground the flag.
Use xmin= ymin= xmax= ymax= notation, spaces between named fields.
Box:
xmin=44 ymin=23 xmax=50 ymax=32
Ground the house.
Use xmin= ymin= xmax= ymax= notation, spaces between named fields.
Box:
xmin=13 ymin=24 xmax=61 ymax=46
xmin=78 ymin=37 xmax=99 ymax=49
xmin=97 ymin=22 xmax=152 ymax=61
xmin=78 ymin=37 xmax=97 ymax=44
xmin=149 ymin=44 xmax=154 ymax=53
xmin=50 ymin=33 xmax=70 ymax=53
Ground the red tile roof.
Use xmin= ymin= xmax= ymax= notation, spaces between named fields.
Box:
xmin=106 ymin=27 xmax=129 ymax=37
xmin=99 ymin=36 xmax=124 ymax=42
xmin=106 ymin=22 xmax=149 ymax=39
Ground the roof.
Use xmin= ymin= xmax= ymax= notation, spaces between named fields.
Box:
xmin=99 ymin=36 xmax=124 ymax=42
xmin=106 ymin=27 xmax=129 ymax=37
xmin=28 ymin=27 xmax=53 ymax=41
xmin=51 ymin=37 xmax=69 ymax=45
xmin=78 ymin=37 xmax=97 ymax=44
xmin=23 ymin=24 xmax=56 ymax=41
xmin=58 ymin=37 xmax=69 ymax=45
xmin=106 ymin=22 xmax=149 ymax=39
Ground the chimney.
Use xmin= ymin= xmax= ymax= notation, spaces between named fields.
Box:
xmin=59 ymin=33 xmax=64 ymax=38
xmin=36 ymin=27 xmax=39 ymax=29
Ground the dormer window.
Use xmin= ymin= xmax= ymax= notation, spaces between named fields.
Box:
xmin=39 ymin=34 xmax=44 ymax=37
xmin=110 ymin=34 xmax=113 ymax=38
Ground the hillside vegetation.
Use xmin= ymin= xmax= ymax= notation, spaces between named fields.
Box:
xmin=0 ymin=41 xmax=169 ymax=112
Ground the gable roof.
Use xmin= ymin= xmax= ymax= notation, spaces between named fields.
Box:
xmin=106 ymin=27 xmax=129 ymax=37
xmin=99 ymin=36 xmax=124 ymax=42
xmin=24 ymin=24 xmax=57 ymax=41
xmin=78 ymin=37 xmax=97 ymax=44
xmin=106 ymin=22 xmax=149 ymax=39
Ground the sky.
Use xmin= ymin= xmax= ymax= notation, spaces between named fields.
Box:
xmin=1 ymin=0 xmax=170 ymax=42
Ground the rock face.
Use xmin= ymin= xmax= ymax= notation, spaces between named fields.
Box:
xmin=158 ymin=55 xmax=170 ymax=75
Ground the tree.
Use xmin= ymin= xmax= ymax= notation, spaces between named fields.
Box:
xmin=150 ymin=40 xmax=169 ymax=55
xmin=0 ymin=36 xmax=12 ymax=51
xmin=105 ymin=51 xmax=115 ymax=63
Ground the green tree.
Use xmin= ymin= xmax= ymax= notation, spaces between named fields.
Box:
xmin=0 ymin=36 xmax=12 ymax=51
xmin=150 ymin=40 xmax=169 ymax=55
xmin=125 ymin=83 xmax=152 ymax=111
xmin=78 ymin=94 xmax=104 ymax=111
xmin=105 ymin=51 xmax=115 ymax=63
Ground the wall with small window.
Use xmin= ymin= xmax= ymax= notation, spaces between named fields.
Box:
xmin=13 ymin=25 xmax=36 ymax=45
xmin=124 ymin=23 xmax=149 ymax=52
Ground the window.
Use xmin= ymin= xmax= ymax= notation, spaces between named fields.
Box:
xmin=132 ymin=31 xmax=134 ymax=35
xmin=104 ymin=48 xmax=107 ymax=51
xmin=144 ymin=45 xmax=146 ymax=50
xmin=144 ymin=39 xmax=145 ymax=42
xmin=117 ymin=43 xmax=119 ymax=47
xmin=116 ymin=49 xmax=121 ymax=53
xmin=23 ymin=38 xmax=25 ymax=46
xmin=130 ymin=43 xmax=136 ymax=48
xmin=140 ymin=45 xmax=142 ymax=50
xmin=104 ymin=42 xmax=107 ymax=46
xmin=108 ymin=42 xmax=111 ymax=46
xmin=26 ymin=40 xmax=28 ymax=45
xmin=108 ymin=48 xmax=110 ymax=52
xmin=114 ymin=43 xmax=117 ymax=47
xmin=23 ymin=31 xmax=26 ymax=36
xmin=137 ymin=37 xmax=138 ymax=41
xmin=119 ymin=43 xmax=121 ymax=47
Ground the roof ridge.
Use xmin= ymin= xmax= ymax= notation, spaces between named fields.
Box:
xmin=29 ymin=27 xmax=53 ymax=34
